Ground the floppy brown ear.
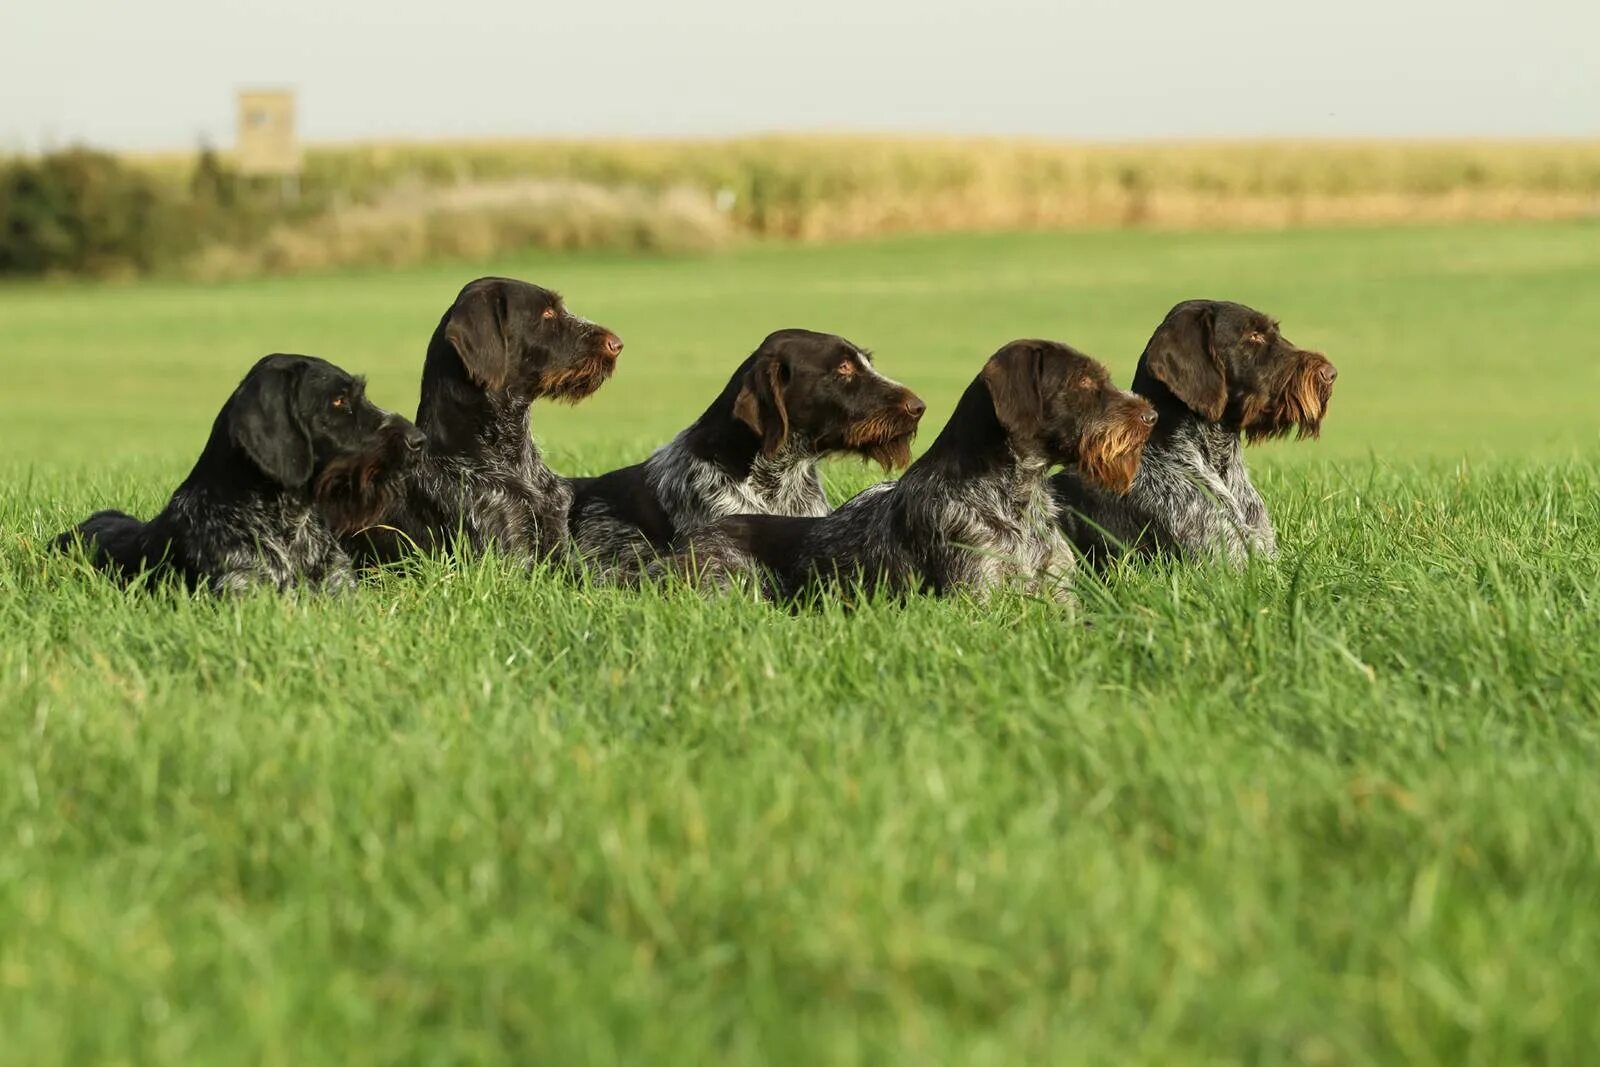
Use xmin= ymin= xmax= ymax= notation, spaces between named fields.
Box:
xmin=229 ymin=358 xmax=314 ymax=487
xmin=444 ymin=282 xmax=513 ymax=391
xmin=982 ymin=341 xmax=1067 ymax=439
xmin=1142 ymin=303 xmax=1225 ymax=420
xmin=732 ymin=352 xmax=791 ymax=456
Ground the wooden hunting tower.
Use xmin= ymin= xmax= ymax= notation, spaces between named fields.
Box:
xmin=235 ymin=89 xmax=300 ymax=177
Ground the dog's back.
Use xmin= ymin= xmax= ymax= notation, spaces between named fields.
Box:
xmin=672 ymin=491 xmax=909 ymax=601
xmin=658 ymin=511 xmax=817 ymax=597
xmin=569 ymin=462 xmax=678 ymax=556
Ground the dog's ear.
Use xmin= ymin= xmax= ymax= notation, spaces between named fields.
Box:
xmin=732 ymin=349 xmax=792 ymax=456
xmin=445 ymin=281 xmax=514 ymax=391
xmin=1142 ymin=303 xmax=1225 ymax=421
xmin=229 ymin=358 xmax=314 ymax=487
xmin=982 ymin=341 xmax=1069 ymax=439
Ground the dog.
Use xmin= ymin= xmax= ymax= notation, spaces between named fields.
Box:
xmin=55 ymin=354 xmax=424 ymax=594
xmin=344 ymin=277 xmax=623 ymax=564
xmin=667 ymin=339 xmax=1155 ymax=603
xmin=567 ymin=329 xmax=925 ymax=581
xmin=1052 ymin=300 xmax=1337 ymax=565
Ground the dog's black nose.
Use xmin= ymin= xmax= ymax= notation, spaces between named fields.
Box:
xmin=404 ymin=428 xmax=426 ymax=451
xmin=1140 ymin=408 xmax=1158 ymax=425
xmin=904 ymin=396 xmax=927 ymax=418
xmin=602 ymin=333 xmax=623 ymax=358
xmin=1318 ymin=363 xmax=1338 ymax=383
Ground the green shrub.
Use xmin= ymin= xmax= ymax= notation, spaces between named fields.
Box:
xmin=0 ymin=148 xmax=187 ymax=276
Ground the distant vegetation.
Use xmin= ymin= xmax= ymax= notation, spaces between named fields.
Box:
xmin=4 ymin=136 xmax=1599 ymax=279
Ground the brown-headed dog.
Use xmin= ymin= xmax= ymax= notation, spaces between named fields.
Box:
xmin=1053 ymin=299 xmax=1336 ymax=564
xmin=343 ymin=277 xmax=623 ymax=564
xmin=567 ymin=329 xmax=924 ymax=581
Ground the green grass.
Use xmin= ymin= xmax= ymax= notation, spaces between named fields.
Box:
xmin=3 ymin=222 xmax=1600 ymax=1065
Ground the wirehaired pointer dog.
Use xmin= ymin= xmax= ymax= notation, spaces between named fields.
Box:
xmin=345 ymin=277 xmax=623 ymax=564
xmin=1052 ymin=300 xmax=1336 ymax=564
xmin=567 ymin=329 xmax=925 ymax=580
xmin=56 ymin=354 xmax=424 ymax=594
xmin=669 ymin=339 xmax=1155 ymax=603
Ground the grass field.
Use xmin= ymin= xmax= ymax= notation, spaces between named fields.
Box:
xmin=3 ymin=222 xmax=1599 ymax=1064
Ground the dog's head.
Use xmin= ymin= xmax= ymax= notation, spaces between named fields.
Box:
xmin=730 ymin=329 xmax=925 ymax=470
xmin=225 ymin=355 xmax=425 ymax=526
xmin=1134 ymin=299 xmax=1337 ymax=442
xmin=982 ymin=339 xmax=1156 ymax=494
xmin=435 ymin=277 xmax=623 ymax=404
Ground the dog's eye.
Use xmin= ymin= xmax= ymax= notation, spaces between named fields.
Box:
xmin=1077 ymin=376 xmax=1096 ymax=389
xmin=331 ymin=396 xmax=347 ymax=410
xmin=837 ymin=361 xmax=857 ymax=377
xmin=541 ymin=307 xmax=557 ymax=321
xmin=1245 ymin=331 xmax=1267 ymax=344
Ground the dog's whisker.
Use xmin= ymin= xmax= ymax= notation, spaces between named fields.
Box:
xmin=1078 ymin=411 xmax=1154 ymax=496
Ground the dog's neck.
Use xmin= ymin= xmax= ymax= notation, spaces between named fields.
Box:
xmin=893 ymin=379 xmax=1058 ymax=573
xmin=416 ymin=346 xmax=541 ymax=471
xmin=1131 ymin=373 xmax=1243 ymax=476
xmin=679 ymin=381 xmax=814 ymax=481
xmin=178 ymin=416 xmax=312 ymax=512
xmin=909 ymin=378 xmax=1046 ymax=498
xmin=651 ymin=423 xmax=825 ymax=526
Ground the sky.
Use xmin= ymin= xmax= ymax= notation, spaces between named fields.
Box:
xmin=2 ymin=0 xmax=1596 ymax=151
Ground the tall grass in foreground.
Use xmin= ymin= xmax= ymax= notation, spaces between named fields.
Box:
xmin=3 ymin=457 xmax=1599 ymax=1063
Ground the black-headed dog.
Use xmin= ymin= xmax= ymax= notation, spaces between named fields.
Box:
xmin=57 ymin=354 xmax=423 ymax=594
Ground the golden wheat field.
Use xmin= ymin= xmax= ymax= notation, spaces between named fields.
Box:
xmin=146 ymin=135 xmax=1600 ymax=227
xmin=112 ymin=135 xmax=1600 ymax=277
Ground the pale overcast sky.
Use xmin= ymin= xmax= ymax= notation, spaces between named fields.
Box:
xmin=2 ymin=0 xmax=1596 ymax=150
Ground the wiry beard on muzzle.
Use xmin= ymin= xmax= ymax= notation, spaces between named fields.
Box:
xmin=537 ymin=353 xmax=615 ymax=404
xmin=314 ymin=430 xmax=415 ymax=537
xmin=1243 ymin=357 xmax=1335 ymax=443
xmin=1077 ymin=409 xmax=1155 ymax=495
xmin=841 ymin=411 xmax=920 ymax=471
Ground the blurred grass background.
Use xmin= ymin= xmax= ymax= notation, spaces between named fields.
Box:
xmin=5 ymin=220 xmax=1597 ymax=480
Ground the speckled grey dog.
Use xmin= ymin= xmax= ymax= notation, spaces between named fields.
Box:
xmin=56 ymin=354 xmax=424 ymax=594
xmin=345 ymin=277 xmax=623 ymax=565
xmin=567 ymin=329 xmax=924 ymax=582
xmin=668 ymin=339 xmax=1155 ymax=604
xmin=1051 ymin=300 xmax=1337 ymax=565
